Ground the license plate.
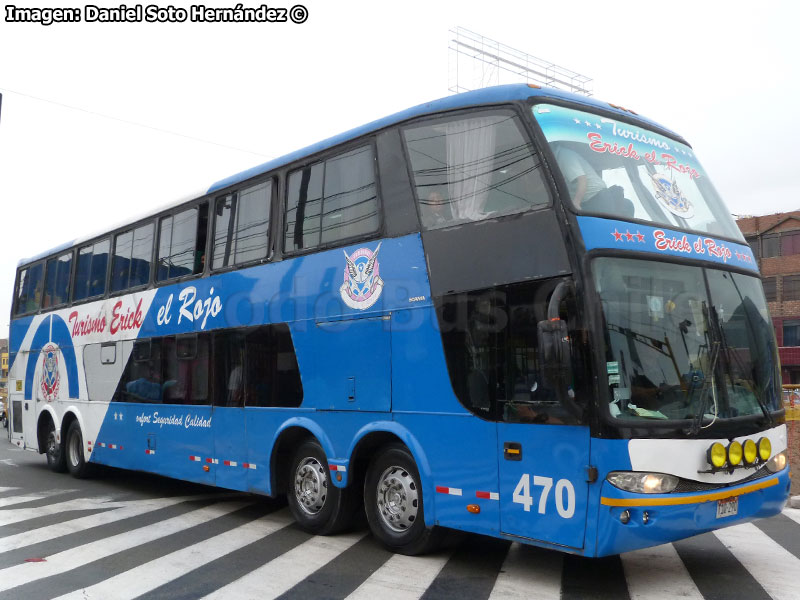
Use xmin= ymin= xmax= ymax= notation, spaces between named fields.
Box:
xmin=716 ymin=496 xmax=738 ymax=519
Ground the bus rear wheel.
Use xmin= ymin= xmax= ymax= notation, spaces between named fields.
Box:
xmin=287 ymin=439 xmax=356 ymax=535
xmin=65 ymin=421 xmax=93 ymax=479
xmin=45 ymin=421 xmax=67 ymax=473
xmin=364 ymin=445 xmax=441 ymax=555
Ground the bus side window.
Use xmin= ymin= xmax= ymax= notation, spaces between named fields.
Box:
xmin=284 ymin=145 xmax=379 ymax=252
xmin=112 ymin=223 xmax=154 ymax=292
xmin=73 ymin=239 xmax=110 ymax=302
xmin=212 ymin=181 xmax=271 ymax=270
xmin=15 ymin=263 xmax=45 ymax=315
xmin=157 ymin=203 xmax=208 ymax=282
xmin=43 ymin=252 xmax=72 ymax=308
xmin=213 ymin=325 xmax=303 ymax=408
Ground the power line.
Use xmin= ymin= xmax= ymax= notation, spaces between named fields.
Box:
xmin=0 ymin=86 xmax=271 ymax=158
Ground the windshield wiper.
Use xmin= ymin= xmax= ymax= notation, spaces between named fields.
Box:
xmin=689 ymin=340 xmax=720 ymax=435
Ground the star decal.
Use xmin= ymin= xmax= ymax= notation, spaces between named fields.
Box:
xmin=612 ymin=229 xmax=624 ymax=242
xmin=625 ymin=230 xmax=634 ymax=241
xmin=635 ymin=232 xmax=645 ymax=242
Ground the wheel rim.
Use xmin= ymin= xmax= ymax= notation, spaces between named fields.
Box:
xmin=293 ymin=457 xmax=327 ymax=515
xmin=376 ymin=465 xmax=419 ymax=533
xmin=68 ymin=431 xmax=81 ymax=468
xmin=47 ymin=430 xmax=58 ymax=459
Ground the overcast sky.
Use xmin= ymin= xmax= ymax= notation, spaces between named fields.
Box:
xmin=1 ymin=0 xmax=798 ymax=339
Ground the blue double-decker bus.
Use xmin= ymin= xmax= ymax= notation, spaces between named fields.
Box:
xmin=8 ymin=84 xmax=789 ymax=557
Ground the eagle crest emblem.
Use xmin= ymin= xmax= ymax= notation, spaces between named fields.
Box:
xmin=40 ymin=343 xmax=60 ymax=402
xmin=340 ymin=243 xmax=384 ymax=310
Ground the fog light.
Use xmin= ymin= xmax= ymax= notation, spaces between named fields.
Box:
xmin=728 ymin=441 xmax=743 ymax=466
xmin=758 ymin=437 xmax=772 ymax=462
xmin=708 ymin=442 xmax=727 ymax=469
xmin=620 ymin=510 xmax=631 ymax=524
xmin=743 ymin=439 xmax=758 ymax=465
xmin=642 ymin=511 xmax=650 ymax=524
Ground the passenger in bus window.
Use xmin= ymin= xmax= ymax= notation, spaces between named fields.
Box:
xmin=227 ymin=359 xmax=244 ymax=407
xmin=423 ymin=191 xmax=453 ymax=228
xmin=553 ymin=146 xmax=633 ymax=217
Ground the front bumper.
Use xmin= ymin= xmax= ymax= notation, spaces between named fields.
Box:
xmin=594 ymin=467 xmax=791 ymax=556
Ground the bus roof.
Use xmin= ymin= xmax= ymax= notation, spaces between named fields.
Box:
xmin=19 ymin=84 xmax=679 ymax=267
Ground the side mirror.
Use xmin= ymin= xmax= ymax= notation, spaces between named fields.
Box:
xmin=538 ymin=314 xmax=583 ymax=421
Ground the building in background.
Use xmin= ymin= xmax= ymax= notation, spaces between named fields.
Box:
xmin=737 ymin=211 xmax=800 ymax=384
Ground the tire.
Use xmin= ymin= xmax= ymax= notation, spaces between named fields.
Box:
xmin=364 ymin=444 xmax=441 ymax=555
xmin=286 ymin=439 xmax=357 ymax=535
xmin=65 ymin=420 xmax=93 ymax=479
xmin=45 ymin=421 xmax=67 ymax=473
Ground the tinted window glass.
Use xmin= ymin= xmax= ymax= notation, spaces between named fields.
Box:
xmin=784 ymin=275 xmax=800 ymax=301
xmin=73 ymin=240 xmax=109 ymax=301
xmin=112 ymin=223 xmax=154 ymax=292
xmin=158 ymin=204 xmax=208 ymax=281
xmin=213 ymin=181 xmax=271 ymax=269
xmin=212 ymin=194 xmax=234 ymax=270
xmin=763 ymin=235 xmax=780 ymax=258
xmin=213 ymin=325 xmax=303 ymax=408
xmin=784 ymin=320 xmax=800 ymax=347
xmin=763 ymin=277 xmax=777 ymax=302
xmin=14 ymin=263 xmax=45 ymax=315
xmin=43 ymin=252 xmax=72 ymax=308
xmin=285 ymin=146 xmax=378 ymax=251
xmin=404 ymin=112 xmax=549 ymax=230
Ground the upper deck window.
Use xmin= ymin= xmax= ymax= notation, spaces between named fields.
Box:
xmin=403 ymin=110 xmax=550 ymax=230
xmin=14 ymin=262 xmax=44 ymax=315
xmin=284 ymin=145 xmax=379 ymax=252
xmin=112 ymin=222 xmax=154 ymax=292
xmin=43 ymin=252 xmax=72 ymax=308
xmin=157 ymin=204 xmax=208 ymax=281
xmin=213 ymin=180 xmax=271 ymax=269
xmin=73 ymin=239 xmax=110 ymax=302
xmin=533 ymin=104 xmax=742 ymax=240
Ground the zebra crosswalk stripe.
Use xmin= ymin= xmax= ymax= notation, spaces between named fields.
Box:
xmin=488 ymin=543 xmax=563 ymax=600
xmin=51 ymin=509 xmax=295 ymax=600
xmin=714 ymin=521 xmax=800 ymax=600
xmin=200 ymin=531 xmax=367 ymax=600
xmin=620 ymin=540 xmax=703 ymax=600
xmin=346 ymin=549 xmax=452 ymax=600
xmin=0 ymin=496 xmax=120 ymax=527
xmin=0 ymin=500 xmax=251 ymax=594
xmin=0 ymin=494 xmax=225 ymax=554
xmin=780 ymin=506 xmax=800 ymax=526
xmin=0 ymin=489 xmax=76 ymax=508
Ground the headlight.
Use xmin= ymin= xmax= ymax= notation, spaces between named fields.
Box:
xmin=607 ymin=472 xmax=679 ymax=494
xmin=766 ymin=451 xmax=787 ymax=473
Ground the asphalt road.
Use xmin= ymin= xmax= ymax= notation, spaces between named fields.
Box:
xmin=1 ymin=437 xmax=799 ymax=600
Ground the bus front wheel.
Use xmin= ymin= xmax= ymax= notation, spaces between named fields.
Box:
xmin=287 ymin=439 xmax=356 ymax=535
xmin=65 ymin=421 xmax=93 ymax=479
xmin=364 ymin=445 xmax=441 ymax=555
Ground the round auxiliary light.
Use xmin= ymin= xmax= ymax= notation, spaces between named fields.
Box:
xmin=708 ymin=442 xmax=727 ymax=469
xmin=743 ymin=439 xmax=758 ymax=465
xmin=758 ymin=437 xmax=772 ymax=462
xmin=727 ymin=441 xmax=743 ymax=466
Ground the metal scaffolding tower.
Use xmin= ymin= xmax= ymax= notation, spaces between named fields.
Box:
xmin=448 ymin=27 xmax=592 ymax=96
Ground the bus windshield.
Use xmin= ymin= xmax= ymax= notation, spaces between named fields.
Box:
xmin=532 ymin=104 xmax=743 ymax=241
xmin=592 ymin=257 xmax=781 ymax=426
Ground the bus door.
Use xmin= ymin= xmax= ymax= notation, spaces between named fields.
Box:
xmin=15 ymin=353 xmax=37 ymax=449
xmin=496 ymin=421 xmax=591 ymax=548
xmin=212 ymin=330 xmax=249 ymax=491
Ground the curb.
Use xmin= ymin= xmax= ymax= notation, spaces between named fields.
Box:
xmin=790 ymin=496 xmax=800 ymax=509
